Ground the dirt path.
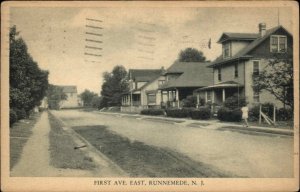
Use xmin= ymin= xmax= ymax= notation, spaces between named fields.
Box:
xmin=10 ymin=112 xmax=93 ymax=177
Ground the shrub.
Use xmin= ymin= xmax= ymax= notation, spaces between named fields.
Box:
xmin=140 ymin=109 xmax=165 ymax=116
xmin=217 ymin=107 xmax=242 ymax=122
xmin=190 ymin=107 xmax=211 ymax=120
xmin=165 ymin=108 xmax=194 ymax=118
xmin=223 ymin=94 xmax=247 ymax=110
xmin=248 ymin=103 xmax=275 ymax=121
xmin=181 ymin=95 xmax=197 ymax=108
xmin=10 ymin=109 xmax=18 ymax=126
xmin=14 ymin=108 xmax=27 ymax=120
xmin=276 ymin=108 xmax=293 ymax=121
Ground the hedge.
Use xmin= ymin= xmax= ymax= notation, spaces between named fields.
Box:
xmin=140 ymin=109 xmax=165 ymax=116
xmin=276 ymin=108 xmax=293 ymax=121
xmin=10 ymin=109 xmax=18 ymax=126
xmin=248 ymin=103 xmax=293 ymax=122
xmin=14 ymin=108 xmax=27 ymax=120
xmin=190 ymin=107 xmax=211 ymax=120
xmin=217 ymin=107 xmax=242 ymax=122
xmin=165 ymin=108 xmax=194 ymax=118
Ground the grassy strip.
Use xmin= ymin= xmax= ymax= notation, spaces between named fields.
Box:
xmin=48 ymin=112 xmax=96 ymax=170
xmin=10 ymin=113 xmax=41 ymax=170
xmin=73 ymin=125 xmax=234 ymax=177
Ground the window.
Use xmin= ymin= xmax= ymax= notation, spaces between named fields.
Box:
xmin=147 ymin=94 xmax=156 ymax=104
xmin=253 ymin=61 xmax=260 ymax=76
xmin=234 ymin=63 xmax=238 ymax=78
xmin=270 ymin=35 xmax=287 ymax=53
xmin=253 ymin=90 xmax=260 ymax=102
xmin=158 ymin=80 xmax=165 ymax=86
xmin=207 ymin=91 xmax=212 ymax=101
xmin=218 ymin=68 xmax=222 ymax=81
xmin=223 ymin=43 xmax=231 ymax=58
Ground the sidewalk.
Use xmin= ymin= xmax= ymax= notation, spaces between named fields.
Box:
xmin=10 ymin=112 xmax=114 ymax=177
xmin=95 ymin=111 xmax=294 ymax=136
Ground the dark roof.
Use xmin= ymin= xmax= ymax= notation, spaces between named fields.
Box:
xmin=195 ymin=81 xmax=243 ymax=92
xmin=217 ymin=33 xmax=259 ymax=43
xmin=210 ymin=25 xmax=292 ymax=68
xmin=129 ymin=69 xmax=164 ymax=82
xmin=60 ymin=86 xmax=77 ymax=93
xmin=159 ymin=61 xmax=213 ymax=89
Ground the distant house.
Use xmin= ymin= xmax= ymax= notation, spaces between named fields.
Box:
xmin=194 ymin=23 xmax=293 ymax=109
xmin=158 ymin=61 xmax=213 ymax=108
xmin=121 ymin=68 xmax=165 ymax=112
xmin=59 ymin=85 xmax=79 ymax=108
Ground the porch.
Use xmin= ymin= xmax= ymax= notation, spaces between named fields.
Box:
xmin=194 ymin=81 xmax=244 ymax=113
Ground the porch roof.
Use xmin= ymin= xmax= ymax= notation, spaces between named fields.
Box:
xmin=194 ymin=81 xmax=243 ymax=92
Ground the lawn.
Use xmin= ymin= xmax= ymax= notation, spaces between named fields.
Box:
xmin=48 ymin=112 xmax=96 ymax=170
xmin=10 ymin=113 xmax=41 ymax=170
xmin=73 ymin=125 xmax=235 ymax=177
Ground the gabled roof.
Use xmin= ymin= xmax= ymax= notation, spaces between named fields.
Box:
xmin=210 ymin=25 xmax=292 ymax=68
xmin=217 ymin=33 xmax=259 ymax=43
xmin=60 ymin=85 xmax=77 ymax=93
xmin=129 ymin=69 xmax=163 ymax=82
xmin=159 ymin=61 xmax=213 ymax=89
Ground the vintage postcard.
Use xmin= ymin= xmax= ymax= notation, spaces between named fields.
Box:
xmin=1 ymin=1 xmax=299 ymax=191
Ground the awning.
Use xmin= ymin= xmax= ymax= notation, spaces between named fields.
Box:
xmin=195 ymin=81 xmax=244 ymax=92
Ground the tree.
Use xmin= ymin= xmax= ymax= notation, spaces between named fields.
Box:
xmin=100 ymin=65 xmax=129 ymax=107
xmin=79 ymin=89 xmax=98 ymax=107
xmin=252 ymin=53 xmax=293 ymax=109
xmin=178 ymin=47 xmax=206 ymax=62
xmin=47 ymin=85 xmax=67 ymax=109
xmin=9 ymin=25 xmax=49 ymax=118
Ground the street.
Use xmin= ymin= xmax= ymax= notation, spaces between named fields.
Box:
xmin=51 ymin=110 xmax=294 ymax=178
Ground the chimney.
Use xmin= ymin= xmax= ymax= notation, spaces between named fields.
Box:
xmin=259 ymin=23 xmax=266 ymax=37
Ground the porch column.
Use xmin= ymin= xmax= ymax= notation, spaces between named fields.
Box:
xmin=205 ymin=91 xmax=208 ymax=102
xmin=161 ymin=91 xmax=163 ymax=103
xmin=140 ymin=93 xmax=143 ymax=106
xmin=176 ymin=89 xmax=179 ymax=108
xmin=222 ymin=89 xmax=226 ymax=102
xmin=212 ymin=91 xmax=215 ymax=103
xmin=197 ymin=94 xmax=200 ymax=108
xmin=167 ymin=91 xmax=170 ymax=101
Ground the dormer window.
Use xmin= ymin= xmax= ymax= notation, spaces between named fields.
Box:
xmin=223 ymin=43 xmax=231 ymax=58
xmin=270 ymin=35 xmax=287 ymax=53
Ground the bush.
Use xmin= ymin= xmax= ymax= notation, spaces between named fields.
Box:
xmin=190 ymin=107 xmax=211 ymax=120
xmin=217 ymin=107 xmax=242 ymax=122
xmin=248 ymin=103 xmax=275 ymax=121
xmin=14 ymin=108 xmax=27 ymax=120
xmin=10 ymin=109 xmax=18 ymax=126
xmin=224 ymin=94 xmax=247 ymax=110
xmin=276 ymin=108 xmax=293 ymax=121
xmin=165 ymin=108 xmax=194 ymax=118
xmin=182 ymin=95 xmax=205 ymax=108
xmin=140 ymin=109 xmax=165 ymax=116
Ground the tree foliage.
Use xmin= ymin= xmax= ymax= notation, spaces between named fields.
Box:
xmin=100 ymin=65 xmax=129 ymax=107
xmin=46 ymin=85 xmax=67 ymax=109
xmin=9 ymin=25 xmax=49 ymax=121
xmin=178 ymin=47 xmax=206 ymax=62
xmin=252 ymin=53 xmax=293 ymax=109
xmin=79 ymin=89 xmax=98 ymax=107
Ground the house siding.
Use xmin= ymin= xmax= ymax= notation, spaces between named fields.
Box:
xmin=244 ymin=59 xmax=284 ymax=108
xmin=249 ymin=28 xmax=293 ymax=58
xmin=213 ymin=61 xmax=245 ymax=85
xmin=140 ymin=76 xmax=168 ymax=107
xmin=60 ymin=92 xmax=78 ymax=108
xmin=231 ymin=41 xmax=250 ymax=56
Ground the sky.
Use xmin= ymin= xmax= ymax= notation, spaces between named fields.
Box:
xmin=10 ymin=5 xmax=293 ymax=94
